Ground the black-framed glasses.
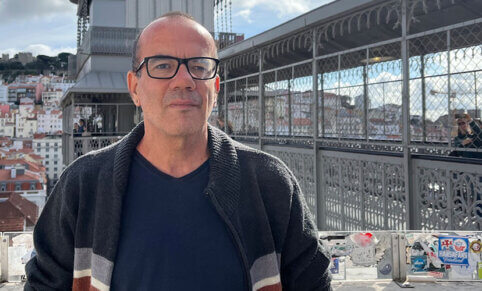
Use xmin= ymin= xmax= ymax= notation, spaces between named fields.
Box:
xmin=135 ymin=55 xmax=219 ymax=80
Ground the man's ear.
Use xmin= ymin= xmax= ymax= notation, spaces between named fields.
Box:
xmin=127 ymin=71 xmax=140 ymax=107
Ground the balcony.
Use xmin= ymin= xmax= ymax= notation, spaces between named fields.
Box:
xmin=62 ymin=101 xmax=140 ymax=165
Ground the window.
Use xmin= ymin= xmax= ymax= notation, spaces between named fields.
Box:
xmin=0 ymin=183 xmax=5 ymax=191
xmin=54 ymin=161 xmax=58 ymax=165
xmin=54 ymin=143 xmax=58 ymax=146
xmin=45 ymin=161 xmax=49 ymax=165
xmin=15 ymin=183 xmax=21 ymax=191
xmin=30 ymin=183 xmax=36 ymax=190
xmin=54 ymin=167 xmax=58 ymax=172
xmin=46 ymin=154 xmax=49 ymax=158
xmin=54 ymin=174 xmax=58 ymax=179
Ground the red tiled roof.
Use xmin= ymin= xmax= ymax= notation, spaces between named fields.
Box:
xmin=33 ymin=133 xmax=47 ymax=139
xmin=0 ymin=217 xmax=24 ymax=232
xmin=0 ymin=169 xmax=39 ymax=181
xmin=0 ymin=192 xmax=38 ymax=231
xmin=9 ymin=148 xmax=34 ymax=154
xmin=29 ymin=154 xmax=43 ymax=160
xmin=0 ymin=158 xmax=44 ymax=172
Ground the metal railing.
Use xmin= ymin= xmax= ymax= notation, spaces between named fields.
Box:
xmin=73 ymin=136 xmax=123 ymax=159
xmin=2 ymin=231 xmax=481 ymax=283
xmin=218 ymin=3 xmax=482 ymax=231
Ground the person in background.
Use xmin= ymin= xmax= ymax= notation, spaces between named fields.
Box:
xmin=78 ymin=119 xmax=86 ymax=133
xmin=450 ymin=113 xmax=482 ymax=159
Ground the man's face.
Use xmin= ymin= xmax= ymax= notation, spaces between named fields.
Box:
xmin=128 ymin=17 xmax=219 ymax=138
xmin=458 ymin=118 xmax=469 ymax=134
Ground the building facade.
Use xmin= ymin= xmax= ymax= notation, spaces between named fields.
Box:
xmin=0 ymin=82 xmax=8 ymax=103
xmin=0 ymin=165 xmax=47 ymax=213
xmin=17 ymin=52 xmax=35 ymax=66
xmin=33 ymin=137 xmax=64 ymax=187
xmin=0 ymin=112 xmax=16 ymax=138
xmin=37 ymin=109 xmax=62 ymax=134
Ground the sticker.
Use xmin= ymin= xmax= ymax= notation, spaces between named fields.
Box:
xmin=379 ymin=263 xmax=392 ymax=275
xmin=377 ymin=248 xmax=393 ymax=279
xmin=470 ymin=240 xmax=481 ymax=253
xmin=478 ymin=262 xmax=482 ymax=279
xmin=438 ymin=236 xmax=469 ymax=266
xmin=348 ymin=233 xmax=376 ymax=266
xmin=428 ymin=271 xmax=444 ymax=279
xmin=330 ymin=243 xmax=353 ymax=257
xmin=451 ymin=253 xmax=479 ymax=278
xmin=411 ymin=255 xmax=427 ymax=272
xmin=420 ymin=240 xmax=443 ymax=268
xmin=330 ymin=258 xmax=339 ymax=274
xmin=350 ymin=244 xmax=376 ymax=266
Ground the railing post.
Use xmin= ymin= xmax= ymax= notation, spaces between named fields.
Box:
xmin=364 ymin=48 xmax=369 ymax=141
xmin=420 ymin=55 xmax=427 ymax=143
xmin=69 ymin=96 xmax=75 ymax=165
xmin=391 ymin=233 xmax=408 ymax=284
xmin=391 ymin=233 xmax=400 ymax=281
xmin=1 ymin=236 xmax=8 ymax=282
xmin=312 ymin=29 xmax=324 ymax=229
xmin=258 ymin=49 xmax=264 ymax=150
xmin=401 ymin=0 xmax=415 ymax=230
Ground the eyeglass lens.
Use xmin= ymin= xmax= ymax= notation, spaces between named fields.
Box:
xmin=147 ymin=57 xmax=217 ymax=79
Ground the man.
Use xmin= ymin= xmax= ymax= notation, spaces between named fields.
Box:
xmin=26 ymin=12 xmax=331 ymax=290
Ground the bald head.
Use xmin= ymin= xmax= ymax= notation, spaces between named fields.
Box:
xmin=131 ymin=13 xmax=217 ymax=72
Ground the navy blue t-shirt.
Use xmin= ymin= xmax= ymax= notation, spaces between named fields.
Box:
xmin=111 ymin=151 xmax=246 ymax=291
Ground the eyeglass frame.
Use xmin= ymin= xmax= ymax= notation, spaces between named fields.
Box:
xmin=134 ymin=55 xmax=220 ymax=80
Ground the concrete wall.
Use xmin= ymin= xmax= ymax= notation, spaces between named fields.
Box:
xmin=90 ymin=0 xmax=126 ymax=27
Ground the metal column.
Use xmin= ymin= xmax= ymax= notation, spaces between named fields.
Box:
xmin=258 ymin=49 xmax=264 ymax=150
xmin=364 ymin=48 xmax=369 ymax=141
xmin=401 ymin=0 xmax=415 ymax=230
xmin=0 ymin=236 xmax=8 ymax=282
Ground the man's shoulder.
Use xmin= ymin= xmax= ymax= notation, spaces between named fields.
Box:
xmin=233 ymin=141 xmax=295 ymax=183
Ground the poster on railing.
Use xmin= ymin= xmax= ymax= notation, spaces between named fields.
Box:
xmin=438 ymin=236 xmax=469 ymax=266
xmin=347 ymin=232 xmax=376 ymax=266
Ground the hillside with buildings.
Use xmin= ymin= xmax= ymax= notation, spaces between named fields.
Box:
xmin=0 ymin=52 xmax=71 ymax=83
xmin=0 ymin=71 xmax=73 ymax=232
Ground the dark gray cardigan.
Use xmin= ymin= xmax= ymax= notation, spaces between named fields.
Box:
xmin=25 ymin=122 xmax=331 ymax=291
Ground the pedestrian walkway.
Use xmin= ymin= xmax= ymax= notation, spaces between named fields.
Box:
xmin=332 ymin=280 xmax=482 ymax=290
xmin=2 ymin=281 xmax=481 ymax=290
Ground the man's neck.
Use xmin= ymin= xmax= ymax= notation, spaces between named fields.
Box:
xmin=137 ymin=125 xmax=210 ymax=178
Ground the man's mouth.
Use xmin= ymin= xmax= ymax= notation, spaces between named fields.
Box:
xmin=169 ymin=100 xmax=199 ymax=108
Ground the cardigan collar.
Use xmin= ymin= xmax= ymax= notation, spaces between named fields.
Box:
xmin=112 ymin=121 xmax=241 ymax=218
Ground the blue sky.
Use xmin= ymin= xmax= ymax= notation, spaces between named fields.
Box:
xmin=0 ymin=0 xmax=333 ymax=57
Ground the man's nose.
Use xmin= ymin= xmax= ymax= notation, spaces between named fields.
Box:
xmin=169 ymin=63 xmax=196 ymax=90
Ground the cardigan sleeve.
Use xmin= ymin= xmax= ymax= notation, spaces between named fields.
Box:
xmin=24 ymin=174 xmax=76 ymax=290
xmin=280 ymin=177 xmax=332 ymax=291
